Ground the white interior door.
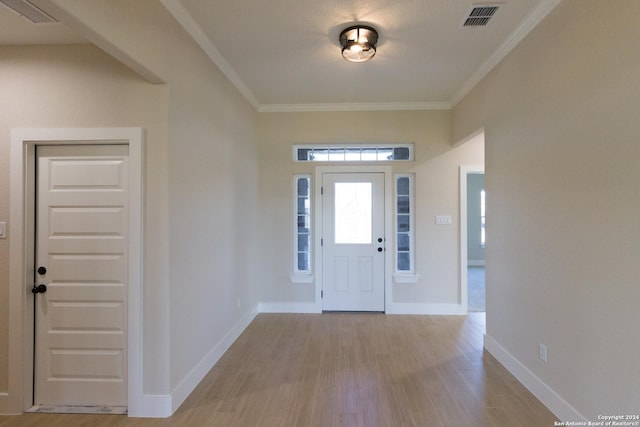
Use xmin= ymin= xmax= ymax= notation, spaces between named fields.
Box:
xmin=34 ymin=145 xmax=128 ymax=407
xmin=322 ymin=173 xmax=385 ymax=311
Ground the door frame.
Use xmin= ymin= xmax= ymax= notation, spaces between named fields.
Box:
xmin=459 ymin=165 xmax=485 ymax=314
xmin=314 ymin=166 xmax=392 ymax=313
xmin=9 ymin=128 xmax=144 ymax=413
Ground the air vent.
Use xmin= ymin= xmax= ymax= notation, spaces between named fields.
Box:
xmin=0 ymin=0 xmax=57 ymax=23
xmin=463 ymin=5 xmax=499 ymax=27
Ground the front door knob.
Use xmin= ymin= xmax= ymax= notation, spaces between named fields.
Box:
xmin=37 ymin=266 xmax=47 ymax=275
xmin=32 ymin=284 xmax=47 ymax=294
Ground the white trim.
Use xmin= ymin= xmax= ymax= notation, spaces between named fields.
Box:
xmin=259 ymin=302 xmax=320 ymax=314
xmin=160 ymin=0 xmax=260 ymax=109
xmin=259 ymin=101 xmax=451 ymax=113
xmin=259 ymin=302 xmax=461 ymax=315
xmin=460 ymin=165 xmax=485 ymax=315
xmin=314 ymin=166 xmax=392 ymax=313
xmin=386 ymin=303 xmax=465 ymax=315
xmin=8 ymin=128 xmax=147 ymax=416
xmin=392 ymin=274 xmax=420 ymax=284
xmin=170 ymin=304 xmax=260 ymax=414
xmin=450 ymin=0 xmax=562 ymax=106
xmin=128 ymin=394 xmax=172 ymax=419
xmin=162 ymin=0 xmax=556 ymax=113
xmin=468 ymin=260 xmax=485 ymax=267
xmin=290 ymin=274 xmax=314 ymax=284
xmin=484 ymin=334 xmax=586 ymax=422
xmin=162 ymin=0 xmax=560 ymax=112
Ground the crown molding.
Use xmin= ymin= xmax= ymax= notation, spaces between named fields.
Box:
xmin=450 ymin=0 xmax=562 ymax=107
xmin=258 ymin=101 xmax=451 ymax=113
xmin=160 ymin=0 xmax=260 ymax=109
xmin=163 ymin=0 xmax=560 ymax=113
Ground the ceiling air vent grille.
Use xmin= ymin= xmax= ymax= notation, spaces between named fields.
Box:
xmin=0 ymin=0 xmax=57 ymax=23
xmin=463 ymin=5 xmax=499 ymax=27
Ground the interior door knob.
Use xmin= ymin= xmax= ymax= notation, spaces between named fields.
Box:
xmin=37 ymin=266 xmax=47 ymax=275
xmin=32 ymin=284 xmax=47 ymax=294
xmin=377 ymin=247 xmax=383 ymax=252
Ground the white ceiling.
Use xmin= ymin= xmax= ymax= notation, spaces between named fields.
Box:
xmin=0 ymin=0 xmax=559 ymax=111
xmin=0 ymin=1 xmax=84 ymax=45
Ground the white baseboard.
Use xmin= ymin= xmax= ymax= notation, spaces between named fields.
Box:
xmin=260 ymin=302 xmax=466 ymax=315
xmin=483 ymin=334 xmax=584 ymax=422
xmin=169 ymin=304 xmax=260 ymax=415
xmin=386 ymin=303 xmax=465 ymax=315
xmin=130 ymin=301 xmax=474 ymax=417
xmin=259 ymin=302 xmax=320 ymax=313
xmin=128 ymin=394 xmax=172 ymax=418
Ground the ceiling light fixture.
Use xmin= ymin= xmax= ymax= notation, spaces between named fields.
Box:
xmin=339 ymin=25 xmax=378 ymax=63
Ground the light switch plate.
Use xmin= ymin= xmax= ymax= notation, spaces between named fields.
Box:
xmin=0 ymin=222 xmax=6 ymax=239
xmin=435 ymin=215 xmax=452 ymax=225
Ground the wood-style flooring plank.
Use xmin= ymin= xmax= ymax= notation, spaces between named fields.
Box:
xmin=0 ymin=313 xmax=559 ymax=426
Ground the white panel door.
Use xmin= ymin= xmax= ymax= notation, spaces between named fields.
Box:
xmin=322 ymin=173 xmax=385 ymax=311
xmin=34 ymin=145 xmax=128 ymax=407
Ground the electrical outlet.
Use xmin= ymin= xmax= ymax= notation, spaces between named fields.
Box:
xmin=0 ymin=221 xmax=6 ymax=239
xmin=539 ymin=343 xmax=548 ymax=363
xmin=236 ymin=298 xmax=241 ymax=309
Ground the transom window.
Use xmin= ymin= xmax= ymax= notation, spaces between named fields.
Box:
xmin=294 ymin=144 xmax=413 ymax=162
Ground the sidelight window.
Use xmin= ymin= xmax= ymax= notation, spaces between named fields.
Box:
xmin=395 ymin=174 xmax=415 ymax=273
xmin=294 ymin=175 xmax=312 ymax=274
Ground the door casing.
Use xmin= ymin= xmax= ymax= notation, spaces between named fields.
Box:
xmin=314 ymin=166 xmax=392 ymax=313
xmin=9 ymin=128 xmax=143 ymax=414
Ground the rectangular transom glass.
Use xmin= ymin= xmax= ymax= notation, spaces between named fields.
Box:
xmin=294 ymin=144 xmax=414 ymax=162
xmin=334 ymin=182 xmax=372 ymax=244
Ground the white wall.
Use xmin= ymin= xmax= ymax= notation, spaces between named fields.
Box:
xmin=258 ymin=110 xmax=484 ymax=312
xmin=2 ymin=0 xmax=260 ymax=416
xmin=50 ymin=0 xmax=261 ymax=406
xmin=0 ymin=43 xmax=169 ymax=407
xmin=453 ymin=0 xmax=640 ymax=418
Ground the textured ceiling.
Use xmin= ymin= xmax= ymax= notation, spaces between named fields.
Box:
xmin=0 ymin=0 xmax=559 ymax=111
xmin=169 ymin=0 xmax=558 ymax=110
xmin=0 ymin=1 xmax=84 ymax=45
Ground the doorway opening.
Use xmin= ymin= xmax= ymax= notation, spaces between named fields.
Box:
xmin=460 ymin=165 xmax=485 ymax=313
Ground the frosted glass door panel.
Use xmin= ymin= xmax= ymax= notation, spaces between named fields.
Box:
xmin=334 ymin=182 xmax=372 ymax=244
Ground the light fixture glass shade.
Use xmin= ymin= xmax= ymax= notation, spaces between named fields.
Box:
xmin=340 ymin=25 xmax=378 ymax=63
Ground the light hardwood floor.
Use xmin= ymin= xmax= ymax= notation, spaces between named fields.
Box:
xmin=0 ymin=313 xmax=558 ymax=426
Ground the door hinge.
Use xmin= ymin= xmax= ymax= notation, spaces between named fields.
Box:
xmin=321 ymin=238 xmax=323 ymax=246
xmin=321 ymin=186 xmax=323 ymax=195
xmin=321 ymin=290 xmax=323 ymax=298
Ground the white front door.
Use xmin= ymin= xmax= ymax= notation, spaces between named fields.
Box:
xmin=322 ymin=173 xmax=385 ymax=311
xmin=34 ymin=145 xmax=128 ymax=407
